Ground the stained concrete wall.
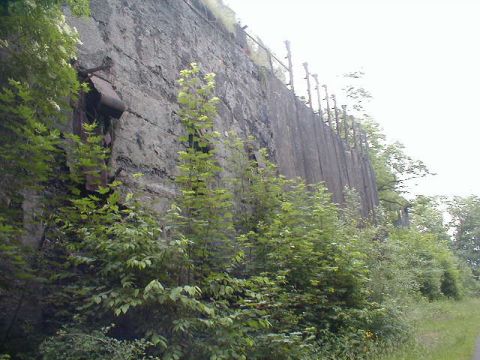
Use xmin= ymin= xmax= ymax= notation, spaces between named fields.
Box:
xmin=68 ymin=0 xmax=378 ymax=216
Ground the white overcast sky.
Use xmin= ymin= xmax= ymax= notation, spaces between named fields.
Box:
xmin=224 ymin=0 xmax=480 ymax=198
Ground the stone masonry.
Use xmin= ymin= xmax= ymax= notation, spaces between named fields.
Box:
xmin=67 ymin=0 xmax=379 ymax=216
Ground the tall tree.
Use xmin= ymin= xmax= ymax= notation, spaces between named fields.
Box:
xmin=410 ymin=195 xmax=449 ymax=241
xmin=0 ymin=1 xmax=89 ymax=354
xmin=448 ymin=196 xmax=480 ymax=277
xmin=342 ymin=72 xmax=431 ymax=219
xmin=173 ymin=62 xmax=234 ymax=279
xmin=361 ymin=119 xmax=431 ymax=218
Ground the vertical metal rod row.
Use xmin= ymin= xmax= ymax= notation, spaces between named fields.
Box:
xmin=322 ymin=87 xmax=345 ymax=202
xmin=302 ymin=62 xmax=313 ymax=110
xmin=284 ymin=40 xmax=295 ymax=94
xmin=322 ymin=85 xmax=332 ymax=127
xmin=333 ymin=95 xmax=351 ymax=188
xmin=312 ymin=74 xmax=324 ymax=121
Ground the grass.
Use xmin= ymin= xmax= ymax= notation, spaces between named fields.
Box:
xmin=380 ymin=297 xmax=480 ymax=360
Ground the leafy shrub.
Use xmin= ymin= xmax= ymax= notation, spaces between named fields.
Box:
xmin=371 ymin=229 xmax=463 ymax=301
xmin=40 ymin=326 xmax=157 ymax=360
xmin=1 ymin=56 xmax=475 ymax=360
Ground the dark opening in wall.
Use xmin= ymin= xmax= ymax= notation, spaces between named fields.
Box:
xmin=72 ymin=74 xmax=126 ymax=190
xmin=188 ymin=128 xmax=213 ymax=154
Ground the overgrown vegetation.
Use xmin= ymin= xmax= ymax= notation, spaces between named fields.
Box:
xmin=448 ymin=195 xmax=480 ymax=279
xmin=0 ymin=1 xmax=479 ymax=359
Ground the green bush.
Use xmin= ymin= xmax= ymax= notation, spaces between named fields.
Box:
xmin=372 ymin=229 xmax=463 ymax=301
xmin=1 ymin=57 xmax=476 ymax=359
xmin=40 ymin=326 xmax=157 ymax=360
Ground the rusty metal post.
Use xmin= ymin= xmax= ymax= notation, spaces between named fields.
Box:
xmin=322 ymin=84 xmax=332 ymax=127
xmin=312 ymin=74 xmax=323 ymax=121
xmin=332 ymin=94 xmax=340 ymax=134
xmin=284 ymin=40 xmax=295 ymax=94
xmin=302 ymin=62 xmax=313 ymax=110
xmin=333 ymin=95 xmax=351 ymax=189
xmin=322 ymin=86 xmax=345 ymax=201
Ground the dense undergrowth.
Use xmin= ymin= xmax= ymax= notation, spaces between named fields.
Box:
xmin=1 ymin=1 xmax=479 ymax=359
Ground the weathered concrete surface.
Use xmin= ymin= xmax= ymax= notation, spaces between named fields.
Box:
xmin=68 ymin=0 xmax=378 ymax=215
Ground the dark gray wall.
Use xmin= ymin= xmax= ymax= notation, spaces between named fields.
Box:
xmin=68 ymin=0 xmax=378 ymax=216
